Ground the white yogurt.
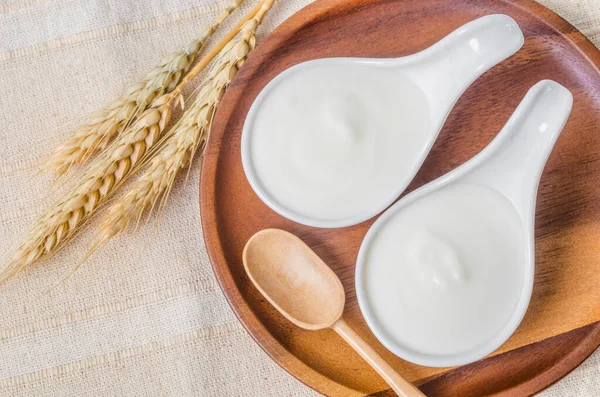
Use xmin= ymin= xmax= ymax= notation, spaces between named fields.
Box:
xmin=245 ymin=62 xmax=431 ymax=224
xmin=362 ymin=184 xmax=525 ymax=356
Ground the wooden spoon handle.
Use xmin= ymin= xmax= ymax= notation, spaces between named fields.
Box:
xmin=332 ymin=318 xmax=425 ymax=397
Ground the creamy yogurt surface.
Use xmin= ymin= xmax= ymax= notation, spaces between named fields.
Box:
xmin=245 ymin=62 xmax=431 ymax=224
xmin=362 ymin=184 xmax=525 ymax=356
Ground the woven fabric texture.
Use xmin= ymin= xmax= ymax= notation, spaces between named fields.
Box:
xmin=0 ymin=0 xmax=598 ymax=395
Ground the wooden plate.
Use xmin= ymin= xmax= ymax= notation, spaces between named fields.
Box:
xmin=200 ymin=0 xmax=600 ymax=395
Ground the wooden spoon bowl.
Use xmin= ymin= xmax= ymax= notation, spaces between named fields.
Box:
xmin=243 ymin=229 xmax=345 ymax=330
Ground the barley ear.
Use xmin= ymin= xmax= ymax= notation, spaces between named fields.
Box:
xmin=0 ymin=0 xmax=270 ymax=283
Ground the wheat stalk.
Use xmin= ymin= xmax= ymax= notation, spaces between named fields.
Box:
xmin=1 ymin=1 xmax=268 ymax=283
xmin=46 ymin=0 xmax=243 ymax=175
xmin=87 ymin=6 xmax=273 ymax=257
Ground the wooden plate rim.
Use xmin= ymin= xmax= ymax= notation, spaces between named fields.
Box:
xmin=200 ymin=0 xmax=600 ymax=395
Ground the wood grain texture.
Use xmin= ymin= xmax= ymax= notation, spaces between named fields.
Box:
xmin=200 ymin=0 xmax=600 ymax=395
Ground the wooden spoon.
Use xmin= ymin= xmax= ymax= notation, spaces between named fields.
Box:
xmin=242 ymin=228 xmax=425 ymax=397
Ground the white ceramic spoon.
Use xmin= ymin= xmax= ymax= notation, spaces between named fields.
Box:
xmin=242 ymin=14 xmax=524 ymax=228
xmin=356 ymin=80 xmax=573 ymax=367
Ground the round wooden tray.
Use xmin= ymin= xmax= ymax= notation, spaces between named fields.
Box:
xmin=200 ymin=0 xmax=600 ymax=395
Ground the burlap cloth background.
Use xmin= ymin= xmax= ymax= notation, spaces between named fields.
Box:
xmin=0 ymin=0 xmax=598 ymax=395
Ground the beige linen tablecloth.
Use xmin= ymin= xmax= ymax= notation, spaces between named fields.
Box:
xmin=0 ymin=0 xmax=598 ymax=395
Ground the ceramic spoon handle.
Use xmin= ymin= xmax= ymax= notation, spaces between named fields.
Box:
xmin=332 ymin=318 xmax=425 ymax=397
xmin=461 ymin=80 xmax=573 ymax=210
xmin=403 ymin=14 xmax=524 ymax=118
